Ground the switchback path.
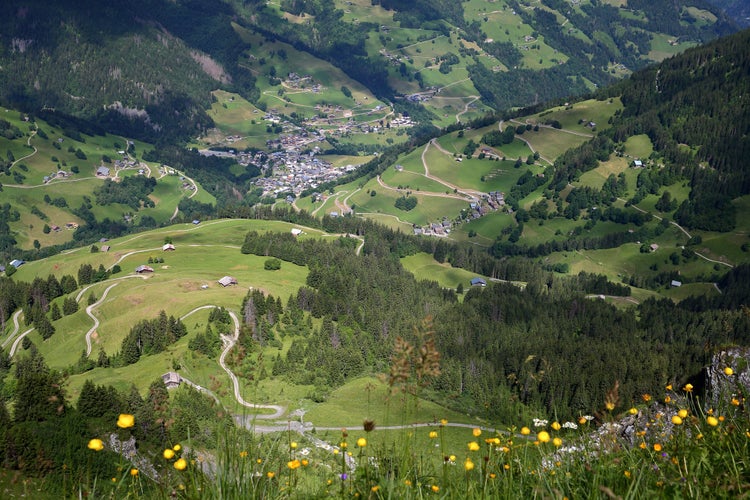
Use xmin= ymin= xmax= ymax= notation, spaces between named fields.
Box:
xmin=180 ymin=305 xmax=285 ymax=420
xmin=84 ymin=282 xmax=121 ymax=356
xmin=2 ymin=310 xmax=24 ymax=349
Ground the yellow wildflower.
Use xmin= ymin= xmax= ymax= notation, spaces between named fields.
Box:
xmin=239 ymin=451 xmax=248 ymax=458
xmin=464 ymin=458 xmax=475 ymax=471
xmin=87 ymin=439 xmax=104 ymax=452
xmin=449 ymin=455 xmax=456 ymax=462
xmin=678 ymin=409 xmax=688 ymax=418
xmin=624 ymin=470 xmax=631 ymax=479
xmin=553 ymin=437 xmax=563 ymax=447
xmin=628 ymin=407 xmax=638 ymax=415
xmin=653 ymin=443 xmax=662 ymax=452
xmin=642 ymin=394 xmax=652 ymax=402
xmin=537 ymin=431 xmax=550 ymax=443
xmin=404 ymin=480 xmax=412 ymax=486
xmin=130 ymin=468 xmax=138 ymax=477
xmin=504 ymin=464 xmax=510 ymax=470
xmin=301 ymin=459 xmax=309 ymax=466
xmin=287 ymin=459 xmax=301 ymax=470
xmin=163 ymin=449 xmax=175 ymax=460
xmin=521 ymin=427 xmax=531 ymax=435
xmin=578 ymin=417 xmax=587 ymax=425
xmin=116 ymin=414 xmax=135 ymax=429
xmin=431 ymin=485 xmax=439 ymax=493
xmin=468 ymin=441 xmax=480 ymax=451
xmin=664 ymin=396 xmax=671 ymax=404
xmin=683 ymin=383 xmax=693 ymax=392
xmin=671 ymin=416 xmax=683 ymax=425
xmin=639 ymin=442 xmax=647 ymax=449
xmin=290 ymin=441 xmax=298 ymax=449
xmin=551 ymin=421 xmax=561 ymax=431
xmin=267 ymin=471 xmax=275 ymax=479
xmin=440 ymin=419 xmax=448 ymax=426
xmin=357 ymin=438 xmax=367 ymax=447
xmin=605 ymin=401 xmax=615 ymax=411
xmin=372 ymin=485 xmax=380 ymax=492
xmin=174 ymin=458 xmax=187 ymax=471
xmin=429 ymin=431 xmax=438 ymax=439
xmin=472 ymin=428 xmax=482 ymax=437
xmin=173 ymin=444 xmax=181 ymax=452
xmin=724 ymin=367 xmax=734 ymax=376
xmin=732 ymin=398 xmax=740 ymax=406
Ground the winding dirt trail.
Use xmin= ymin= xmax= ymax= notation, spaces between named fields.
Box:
xmin=2 ymin=310 xmax=24 ymax=349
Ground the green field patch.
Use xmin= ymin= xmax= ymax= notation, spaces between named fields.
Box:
xmin=528 ymin=98 xmax=622 ymax=132
xmin=623 ymin=134 xmax=653 ymax=159
xmin=453 ymin=212 xmax=514 ymax=243
xmin=648 ymin=33 xmax=699 ymax=62
xmin=510 ymin=124 xmax=591 ymax=162
xmin=401 ymin=252 xmax=482 ymax=290
xmin=335 ymin=0 xmax=393 ymax=24
xmin=577 ymin=155 xmax=631 ymax=190
xmin=303 ymin=376 xmax=475 ymax=428
xmin=381 ymin=166 xmax=453 ymax=193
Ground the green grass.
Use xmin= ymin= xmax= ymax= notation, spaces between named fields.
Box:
xmin=400 ymin=252 xmax=483 ymax=291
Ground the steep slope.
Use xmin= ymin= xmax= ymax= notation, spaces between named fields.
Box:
xmin=0 ymin=0 xmax=256 ymax=143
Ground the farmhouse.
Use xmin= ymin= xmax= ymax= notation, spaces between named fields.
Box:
xmin=470 ymin=277 xmax=487 ymax=287
xmin=161 ymin=372 xmax=183 ymax=389
xmin=100 ymin=245 xmax=110 ymax=252
xmin=163 ymin=243 xmax=176 ymax=251
xmin=632 ymin=160 xmax=643 ymax=168
xmin=9 ymin=259 xmax=24 ymax=269
xmin=96 ymin=166 xmax=110 ymax=177
xmin=218 ymin=276 xmax=238 ymax=287
xmin=291 ymin=228 xmax=303 ymax=236
xmin=671 ymin=280 xmax=682 ymax=287
xmin=135 ymin=265 xmax=154 ymax=274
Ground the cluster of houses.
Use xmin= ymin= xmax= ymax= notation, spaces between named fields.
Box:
xmin=412 ymin=191 xmax=507 ymax=237
xmin=252 ymin=150 xmax=356 ymax=197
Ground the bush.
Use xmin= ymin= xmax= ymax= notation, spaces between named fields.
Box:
xmin=264 ymin=258 xmax=282 ymax=271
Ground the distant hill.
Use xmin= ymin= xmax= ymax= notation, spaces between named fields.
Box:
xmin=708 ymin=0 xmax=750 ymax=27
xmin=0 ymin=0 xmax=739 ymax=140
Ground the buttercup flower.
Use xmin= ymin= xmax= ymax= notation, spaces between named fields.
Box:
xmin=520 ymin=427 xmax=531 ymax=435
xmin=683 ymin=383 xmax=693 ymax=392
xmin=429 ymin=431 xmax=438 ymax=439
xmin=287 ymin=459 xmax=301 ymax=470
xmin=537 ymin=431 xmax=551 ymax=443
xmin=724 ymin=367 xmax=734 ymax=376
xmin=173 ymin=444 xmax=181 ymax=452
xmin=357 ymin=438 xmax=367 ymax=447
xmin=174 ymin=458 xmax=187 ymax=471
xmin=628 ymin=407 xmax=638 ymax=415
xmin=267 ymin=471 xmax=275 ymax=479
xmin=678 ymin=409 xmax=688 ymax=418
xmin=671 ymin=415 xmax=683 ymax=425
xmin=163 ymin=448 xmax=175 ymax=460
xmin=117 ymin=414 xmax=135 ymax=429
xmin=551 ymin=421 xmax=561 ymax=431
xmin=653 ymin=443 xmax=662 ymax=452
xmin=464 ymin=458 xmax=475 ymax=471
xmin=290 ymin=441 xmax=298 ymax=449
xmin=431 ymin=485 xmax=440 ymax=492
xmin=472 ymin=428 xmax=482 ymax=437
xmin=130 ymin=468 xmax=138 ymax=476
xmin=553 ymin=437 xmax=563 ymax=447
xmin=88 ymin=438 xmax=104 ymax=451
xmin=468 ymin=441 xmax=480 ymax=451
xmin=707 ymin=416 xmax=719 ymax=426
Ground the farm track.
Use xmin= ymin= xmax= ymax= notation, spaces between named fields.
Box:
xmin=1 ymin=310 xmax=23 ymax=349
xmin=618 ymin=198 xmax=734 ymax=268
